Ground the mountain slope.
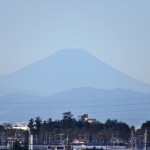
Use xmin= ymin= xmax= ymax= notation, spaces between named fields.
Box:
xmin=50 ymin=87 xmax=150 ymax=125
xmin=0 ymin=88 xmax=150 ymax=125
xmin=0 ymin=49 xmax=150 ymax=96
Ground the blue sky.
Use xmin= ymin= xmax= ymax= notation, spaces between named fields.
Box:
xmin=0 ymin=0 xmax=150 ymax=83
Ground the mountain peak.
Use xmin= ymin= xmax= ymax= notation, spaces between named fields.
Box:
xmin=56 ymin=48 xmax=87 ymax=53
xmin=48 ymin=48 xmax=100 ymax=63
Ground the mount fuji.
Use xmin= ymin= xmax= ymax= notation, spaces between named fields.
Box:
xmin=0 ymin=49 xmax=150 ymax=96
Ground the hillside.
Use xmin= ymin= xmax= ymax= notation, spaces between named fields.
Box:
xmin=0 ymin=88 xmax=150 ymax=125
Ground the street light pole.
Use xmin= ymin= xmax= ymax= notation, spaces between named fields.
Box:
xmin=144 ymin=129 xmax=147 ymax=150
xmin=27 ymin=127 xmax=33 ymax=150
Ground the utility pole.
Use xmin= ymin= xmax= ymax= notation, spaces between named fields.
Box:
xmin=131 ymin=129 xmax=134 ymax=150
xmin=66 ymin=136 xmax=68 ymax=150
xmin=46 ymin=132 xmax=48 ymax=144
xmin=28 ymin=131 xmax=33 ymax=150
xmin=49 ymin=132 xmax=51 ymax=144
xmin=30 ymin=135 xmax=33 ymax=150
xmin=116 ymin=132 xmax=119 ymax=150
xmin=144 ymin=129 xmax=147 ymax=150
xmin=134 ymin=137 xmax=136 ymax=150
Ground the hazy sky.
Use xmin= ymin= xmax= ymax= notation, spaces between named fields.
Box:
xmin=0 ymin=0 xmax=150 ymax=84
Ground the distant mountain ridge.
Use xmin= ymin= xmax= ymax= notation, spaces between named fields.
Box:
xmin=0 ymin=49 xmax=150 ymax=96
xmin=0 ymin=87 xmax=150 ymax=126
xmin=51 ymin=87 xmax=150 ymax=100
xmin=0 ymin=49 xmax=150 ymax=125
xmin=50 ymin=87 xmax=150 ymax=126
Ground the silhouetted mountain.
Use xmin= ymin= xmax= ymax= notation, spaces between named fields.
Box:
xmin=0 ymin=87 xmax=150 ymax=126
xmin=0 ymin=49 xmax=150 ymax=125
xmin=0 ymin=49 xmax=150 ymax=96
xmin=50 ymin=87 xmax=150 ymax=126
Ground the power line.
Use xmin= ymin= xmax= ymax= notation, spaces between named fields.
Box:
xmin=0 ymin=96 xmax=150 ymax=104
xmin=0 ymin=102 xmax=150 ymax=109
xmin=2 ymin=108 xmax=150 ymax=116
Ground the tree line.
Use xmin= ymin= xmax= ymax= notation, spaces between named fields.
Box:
xmin=0 ymin=111 xmax=150 ymax=148
xmin=27 ymin=112 xmax=150 ymax=146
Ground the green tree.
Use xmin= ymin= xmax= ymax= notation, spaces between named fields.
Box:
xmin=35 ymin=116 xmax=42 ymax=143
xmin=62 ymin=112 xmax=73 ymax=120
xmin=141 ymin=121 xmax=150 ymax=130
xmin=61 ymin=111 xmax=75 ymax=129
xmin=28 ymin=118 xmax=35 ymax=134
